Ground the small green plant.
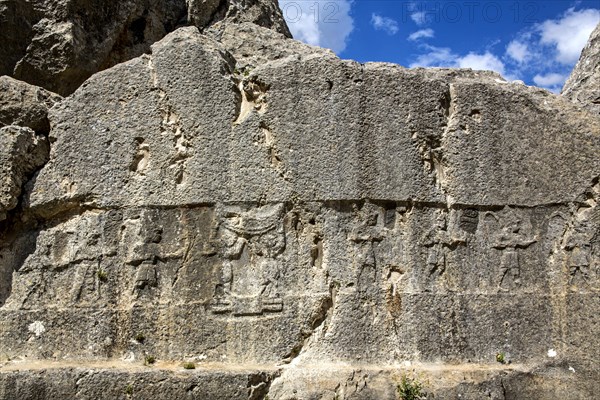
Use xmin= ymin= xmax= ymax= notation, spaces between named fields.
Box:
xmin=124 ymin=384 xmax=133 ymax=395
xmin=135 ymin=333 xmax=145 ymax=343
xmin=183 ymin=362 xmax=196 ymax=369
xmin=144 ymin=355 xmax=156 ymax=365
xmin=97 ymin=269 xmax=108 ymax=282
xmin=496 ymin=352 xmax=506 ymax=364
xmin=397 ymin=375 xmax=426 ymax=400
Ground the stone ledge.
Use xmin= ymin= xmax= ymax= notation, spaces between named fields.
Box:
xmin=0 ymin=360 xmax=595 ymax=400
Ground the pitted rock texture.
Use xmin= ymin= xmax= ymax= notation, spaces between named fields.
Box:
xmin=207 ymin=22 xmax=332 ymax=69
xmin=194 ymin=0 xmax=291 ymax=38
xmin=28 ymin=28 xmax=600 ymax=212
xmin=0 ymin=361 xmax=595 ymax=400
xmin=1 ymin=8 xmax=600 ymax=400
xmin=0 ymin=126 xmax=49 ymax=222
xmin=0 ymin=0 xmax=289 ymax=96
xmin=0 ymin=76 xmax=62 ymax=133
xmin=562 ymin=22 xmax=600 ymax=115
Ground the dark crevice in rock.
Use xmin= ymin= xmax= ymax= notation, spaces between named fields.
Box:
xmin=247 ymin=371 xmax=279 ymax=400
xmin=26 ymin=200 xmax=586 ymax=229
xmin=0 ymin=1 xmax=40 ymax=76
xmin=0 ymin=128 xmax=51 ymax=306
xmin=204 ymin=0 xmax=230 ymax=30
xmin=500 ymin=377 xmax=507 ymax=399
xmin=282 ymin=284 xmax=335 ymax=364
xmin=0 ymin=195 xmax=44 ymax=308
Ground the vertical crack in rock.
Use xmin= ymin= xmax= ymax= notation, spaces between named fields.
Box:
xmin=433 ymin=84 xmax=457 ymax=203
xmin=145 ymin=56 xmax=193 ymax=185
xmin=0 ymin=125 xmax=51 ymax=306
xmin=283 ymin=284 xmax=336 ymax=364
xmin=411 ymin=83 xmax=456 ymax=205
xmin=247 ymin=370 xmax=280 ymax=400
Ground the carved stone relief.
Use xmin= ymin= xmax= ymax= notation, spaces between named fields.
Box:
xmin=484 ymin=209 xmax=537 ymax=291
xmin=421 ymin=209 xmax=466 ymax=286
xmin=208 ymin=203 xmax=286 ymax=316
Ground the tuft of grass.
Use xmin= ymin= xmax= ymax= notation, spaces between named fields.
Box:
xmin=135 ymin=333 xmax=145 ymax=343
xmin=397 ymin=375 xmax=426 ymax=400
xmin=124 ymin=384 xmax=133 ymax=395
xmin=183 ymin=362 xmax=196 ymax=370
xmin=97 ymin=269 xmax=108 ymax=282
xmin=144 ymin=355 xmax=156 ymax=365
xmin=496 ymin=352 xmax=506 ymax=364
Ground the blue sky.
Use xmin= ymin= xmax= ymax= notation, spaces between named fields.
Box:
xmin=279 ymin=0 xmax=600 ymax=92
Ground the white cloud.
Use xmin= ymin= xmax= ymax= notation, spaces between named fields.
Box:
xmin=410 ymin=46 xmax=506 ymax=77
xmin=458 ymin=52 xmax=506 ymax=76
xmin=408 ymin=28 xmax=434 ymax=41
xmin=409 ymin=45 xmax=456 ymax=68
xmin=533 ymin=72 xmax=569 ymax=92
xmin=280 ymin=0 xmax=354 ymax=54
xmin=371 ymin=13 xmax=399 ymax=35
xmin=411 ymin=11 xmax=427 ymax=26
xmin=537 ymin=8 xmax=600 ymax=65
xmin=506 ymin=40 xmax=529 ymax=64
xmin=501 ymin=7 xmax=599 ymax=91
xmin=533 ymin=72 xmax=569 ymax=87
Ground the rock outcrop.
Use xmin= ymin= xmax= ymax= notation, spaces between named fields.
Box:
xmin=562 ymin=22 xmax=600 ymax=114
xmin=0 ymin=126 xmax=49 ymax=222
xmin=0 ymin=0 xmax=290 ymax=96
xmin=0 ymin=3 xmax=599 ymax=400
xmin=0 ymin=76 xmax=62 ymax=133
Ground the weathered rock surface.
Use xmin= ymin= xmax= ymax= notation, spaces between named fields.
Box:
xmin=195 ymin=0 xmax=291 ymax=38
xmin=0 ymin=361 xmax=594 ymax=400
xmin=0 ymin=0 xmax=289 ymax=96
xmin=1 ymin=6 xmax=600 ymax=400
xmin=0 ymin=126 xmax=49 ymax=222
xmin=0 ymin=76 xmax=62 ymax=133
xmin=563 ymin=22 xmax=600 ymax=114
xmin=208 ymin=22 xmax=332 ymax=69
xmin=28 ymin=28 xmax=600 ymax=211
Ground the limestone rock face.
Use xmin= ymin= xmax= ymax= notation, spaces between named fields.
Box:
xmin=0 ymin=0 xmax=289 ymax=96
xmin=562 ymin=22 xmax=600 ymax=114
xmin=0 ymin=76 xmax=62 ymax=133
xmin=191 ymin=0 xmax=291 ymax=37
xmin=208 ymin=22 xmax=331 ymax=69
xmin=0 ymin=126 xmax=49 ymax=221
xmin=1 ymin=8 xmax=600 ymax=400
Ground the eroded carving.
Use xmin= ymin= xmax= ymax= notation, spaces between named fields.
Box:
xmin=349 ymin=202 xmax=387 ymax=296
xmin=459 ymin=208 xmax=479 ymax=234
xmin=564 ymin=228 xmax=592 ymax=285
xmin=485 ymin=210 xmax=537 ymax=291
xmin=422 ymin=210 xmax=466 ymax=282
xmin=208 ymin=203 xmax=286 ymax=316
xmin=561 ymin=205 xmax=599 ymax=288
xmin=7 ymin=212 xmax=114 ymax=308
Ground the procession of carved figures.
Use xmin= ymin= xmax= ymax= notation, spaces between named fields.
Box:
xmin=1 ymin=199 xmax=598 ymax=310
